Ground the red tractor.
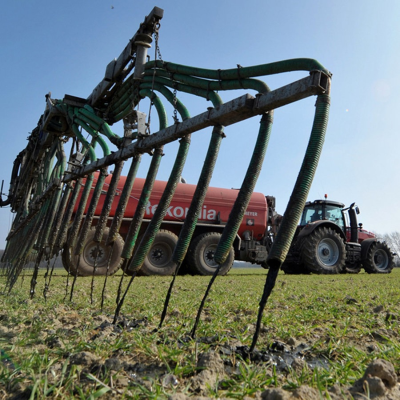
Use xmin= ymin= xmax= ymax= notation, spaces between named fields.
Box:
xmin=282 ymin=198 xmax=394 ymax=274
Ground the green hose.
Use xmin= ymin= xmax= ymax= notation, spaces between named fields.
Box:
xmin=214 ymin=112 xmax=273 ymax=264
xmin=71 ymin=124 xmax=97 ymax=162
xmin=121 ymin=148 xmax=164 ymax=259
xmin=267 ymin=93 xmax=331 ymax=267
xmin=107 ymin=153 xmax=142 ymax=246
xmin=47 ymin=182 xmax=72 ymax=253
xmin=75 ymin=168 xmax=108 ymax=256
xmin=127 ymin=135 xmax=191 ymax=272
xmin=250 ymin=93 xmax=330 ymax=353
xmin=172 ymin=124 xmax=224 ymax=265
xmin=142 ymin=76 xmax=222 ymax=107
xmin=143 ymin=69 xmax=270 ymax=94
xmin=67 ymin=174 xmax=95 ymax=250
xmin=94 ymin=161 xmax=125 ymax=243
xmin=140 ymin=82 xmax=190 ymax=119
xmin=54 ymin=178 xmax=83 ymax=251
xmin=73 ymin=115 xmax=110 ymax=156
xmin=146 ymin=58 xmax=331 ymax=79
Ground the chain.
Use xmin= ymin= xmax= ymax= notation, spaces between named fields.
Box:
xmin=155 ymin=22 xmax=163 ymax=61
xmin=173 ymin=89 xmax=178 ymax=124
xmin=147 ymin=23 xmax=162 ymax=135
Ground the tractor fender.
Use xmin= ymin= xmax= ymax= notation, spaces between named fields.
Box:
xmin=296 ymin=221 xmax=346 ymax=243
xmin=360 ymin=238 xmax=377 ymax=260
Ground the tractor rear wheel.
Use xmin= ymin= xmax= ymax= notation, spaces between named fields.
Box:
xmin=62 ymin=227 xmax=124 ymax=276
xmin=187 ymin=232 xmax=234 ymax=276
xmin=363 ymin=242 xmax=394 ymax=274
xmin=300 ymin=227 xmax=346 ymax=274
xmin=139 ymin=230 xmax=178 ymax=276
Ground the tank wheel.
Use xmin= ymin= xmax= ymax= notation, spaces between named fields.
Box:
xmin=344 ymin=263 xmax=362 ymax=274
xmin=62 ymin=227 xmax=124 ymax=277
xmin=187 ymin=232 xmax=234 ymax=276
xmin=300 ymin=227 xmax=346 ymax=274
xmin=363 ymin=241 xmax=394 ymax=274
xmin=139 ymin=230 xmax=178 ymax=276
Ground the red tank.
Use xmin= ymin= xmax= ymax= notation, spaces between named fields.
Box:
xmin=88 ymin=173 xmax=269 ymax=240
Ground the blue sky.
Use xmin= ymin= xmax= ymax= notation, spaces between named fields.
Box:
xmin=1 ymin=1 xmax=399 ymax=248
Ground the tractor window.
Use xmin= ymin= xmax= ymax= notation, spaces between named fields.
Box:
xmin=300 ymin=205 xmax=323 ymax=225
xmin=325 ymin=205 xmax=345 ymax=231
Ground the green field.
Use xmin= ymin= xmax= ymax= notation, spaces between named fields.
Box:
xmin=0 ymin=268 xmax=399 ymax=398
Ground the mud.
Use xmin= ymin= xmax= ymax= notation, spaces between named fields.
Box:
xmin=1 ymin=310 xmax=399 ymax=399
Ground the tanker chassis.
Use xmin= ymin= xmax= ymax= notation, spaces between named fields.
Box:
xmin=62 ymin=174 xmax=279 ymax=276
xmin=62 ymin=174 xmax=393 ymax=276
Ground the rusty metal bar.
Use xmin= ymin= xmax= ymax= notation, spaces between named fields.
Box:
xmin=65 ymin=71 xmax=329 ymax=181
xmin=7 ymin=72 xmax=329 ymax=239
xmin=87 ymin=7 xmax=164 ymax=108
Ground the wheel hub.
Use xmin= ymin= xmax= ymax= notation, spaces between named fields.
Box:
xmin=317 ymin=238 xmax=339 ymax=266
xmin=205 ymin=250 xmax=215 ymax=262
xmin=149 ymin=244 xmax=170 ymax=268
xmin=152 ymin=249 xmax=164 ymax=260
xmin=84 ymin=243 xmax=108 ymax=267
xmin=321 ymin=248 xmax=330 ymax=256
xmin=203 ymin=246 xmax=218 ymax=268
xmin=90 ymin=247 xmax=104 ymax=260
xmin=374 ymin=249 xmax=388 ymax=269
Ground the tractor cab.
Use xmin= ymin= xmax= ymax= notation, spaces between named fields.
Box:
xmin=300 ymin=198 xmax=365 ymax=244
xmin=282 ymin=197 xmax=393 ymax=275
xmin=300 ymin=199 xmax=346 ymax=232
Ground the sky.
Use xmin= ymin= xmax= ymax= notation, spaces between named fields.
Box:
xmin=0 ymin=0 xmax=399 ymax=249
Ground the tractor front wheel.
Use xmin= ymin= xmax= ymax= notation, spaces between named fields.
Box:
xmin=363 ymin=242 xmax=394 ymax=274
xmin=300 ymin=227 xmax=346 ymax=274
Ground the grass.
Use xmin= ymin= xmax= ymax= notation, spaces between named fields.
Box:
xmin=0 ymin=267 xmax=399 ymax=398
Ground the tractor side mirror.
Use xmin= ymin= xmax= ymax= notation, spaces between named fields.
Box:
xmin=355 ymin=206 xmax=360 ymax=215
